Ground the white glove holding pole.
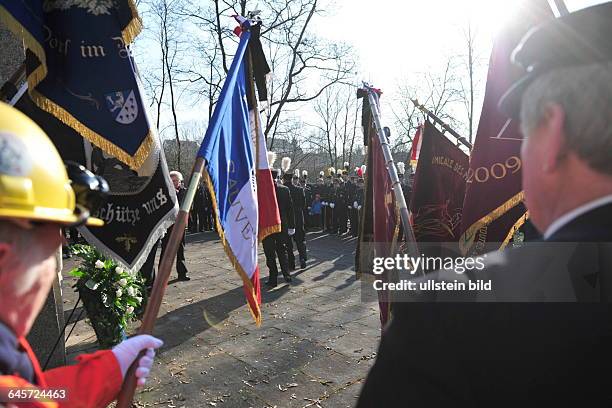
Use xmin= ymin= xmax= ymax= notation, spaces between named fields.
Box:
xmin=330 ymin=203 xmax=335 ymax=209
xmin=358 ymin=205 xmax=362 ymax=210
xmin=112 ymin=334 xmax=163 ymax=387
xmin=288 ymin=229 xmax=295 ymax=236
xmin=322 ymin=201 xmax=327 ymax=206
xmin=353 ymin=201 xmax=358 ymax=209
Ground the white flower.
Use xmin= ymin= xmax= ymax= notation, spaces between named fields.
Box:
xmin=118 ymin=278 xmax=128 ymax=287
xmin=135 ymin=296 xmax=143 ymax=304
xmin=115 ymin=266 xmax=124 ymax=275
xmin=126 ymin=306 xmax=134 ymax=314
xmin=94 ymin=260 xmax=104 ymax=269
xmin=116 ymin=288 xmax=123 ymax=298
xmin=127 ymin=286 xmax=136 ymax=296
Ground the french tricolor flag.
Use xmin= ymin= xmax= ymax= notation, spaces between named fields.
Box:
xmin=410 ymin=124 xmax=423 ymax=170
xmin=198 ymin=20 xmax=278 ymax=325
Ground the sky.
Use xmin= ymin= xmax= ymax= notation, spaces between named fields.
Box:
xmin=137 ymin=0 xmax=606 ymax=144
xmin=314 ymin=0 xmax=604 ymax=93
xmin=310 ymin=0 xmax=606 ymax=139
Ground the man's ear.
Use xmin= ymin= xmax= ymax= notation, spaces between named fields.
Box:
xmin=541 ymin=103 xmax=567 ymax=173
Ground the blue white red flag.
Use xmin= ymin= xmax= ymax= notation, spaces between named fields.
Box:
xmin=198 ymin=24 xmax=265 ymax=324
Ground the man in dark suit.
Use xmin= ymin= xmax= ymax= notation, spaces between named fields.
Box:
xmin=262 ymin=168 xmax=295 ymax=287
xmin=358 ymin=4 xmax=612 ymax=406
xmin=141 ymin=170 xmax=190 ymax=287
xmin=283 ymin=171 xmax=308 ymax=270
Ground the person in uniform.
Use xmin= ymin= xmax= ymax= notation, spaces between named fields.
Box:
xmin=352 ymin=173 xmax=365 ymax=237
xmin=344 ymin=169 xmax=358 ymax=236
xmin=262 ymin=159 xmax=295 ymax=287
xmin=357 ymin=4 xmax=612 ymax=406
xmin=189 ymin=182 xmax=204 ymax=233
xmin=159 ymin=171 xmax=190 ymax=281
xmin=301 ymin=171 xmax=312 ymax=231
xmin=202 ymin=184 xmax=215 ymax=232
xmin=334 ymin=172 xmax=348 ymax=235
xmin=282 ymin=166 xmax=307 ymax=270
xmin=0 ymin=102 xmax=162 ymax=407
xmin=323 ymin=168 xmax=335 ymax=232
xmin=313 ymin=174 xmax=325 ymax=230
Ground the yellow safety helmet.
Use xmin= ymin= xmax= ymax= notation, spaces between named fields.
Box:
xmin=0 ymin=102 xmax=106 ymax=226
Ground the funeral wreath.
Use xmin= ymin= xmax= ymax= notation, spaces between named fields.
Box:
xmin=69 ymin=244 xmax=146 ymax=348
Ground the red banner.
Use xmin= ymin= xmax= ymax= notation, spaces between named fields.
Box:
xmin=459 ymin=0 xmax=553 ymax=255
xmin=356 ymin=113 xmax=399 ymax=327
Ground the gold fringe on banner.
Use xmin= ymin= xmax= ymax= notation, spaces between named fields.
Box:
xmin=30 ymin=88 xmax=153 ymax=169
xmin=258 ymin=223 xmax=281 ymax=241
xmin=459 ymin=191 xmax=525 ymax=255
xmin=500 ymin=211 xmax=529 ymax=250
xmin=203 ymin=168 xmax=262 ymax=326
xmin=122 ymin=0 xmax=143 ymax=45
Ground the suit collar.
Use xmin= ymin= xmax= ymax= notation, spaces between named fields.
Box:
xmin=546 ymin=201 xmax=612 ymax=242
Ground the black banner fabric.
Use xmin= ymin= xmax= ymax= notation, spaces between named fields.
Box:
xmin=410 ymin=121 xmax=469 ymax=249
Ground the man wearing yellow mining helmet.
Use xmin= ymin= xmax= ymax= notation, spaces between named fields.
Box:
xmin=0 ymin=101 xmax=163 ymax=407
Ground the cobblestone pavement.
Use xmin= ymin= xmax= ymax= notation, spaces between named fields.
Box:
xmin=61 ymin=230 xmax=381 ymax=408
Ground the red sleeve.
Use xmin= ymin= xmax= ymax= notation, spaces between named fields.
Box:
xmin=43 ymin=350 xmax=122 ymax=408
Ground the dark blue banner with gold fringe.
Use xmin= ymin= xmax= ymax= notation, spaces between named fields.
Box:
xmin=0 ymin=0 xmax=151 ymax=169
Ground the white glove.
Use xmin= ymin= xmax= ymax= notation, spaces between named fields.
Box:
xmin=288 ymin=229 xmax=295 ymax=236
xmin=112 ymin=334 xmax=163 ymax=387
xmin=358 ymin=205 xmax=362 ymax=210
xmin=322 ymin=201 xmax=327 ymax=206
xmin=330 ymin=203 xmax=335 ymax=209
xmin=353 ymin=201 xmax=358 ymax=209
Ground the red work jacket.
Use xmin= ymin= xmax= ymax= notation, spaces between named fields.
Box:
xmin=0 ymin=337 xmax=121 ymax=407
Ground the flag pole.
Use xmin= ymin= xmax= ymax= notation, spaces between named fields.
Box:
xmin=410 ymin=98 xmax=473 ymax=150
xmin=548 ymin=0 xmax=569 ymax=17
xmin=362 ymin=84 xmax=420 ymax=262
xmin=116 ymin=157 xmax=205 ymax=408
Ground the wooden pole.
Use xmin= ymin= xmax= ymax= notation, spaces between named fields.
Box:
xmin=115 ymin=157 xmax=205 ymax=408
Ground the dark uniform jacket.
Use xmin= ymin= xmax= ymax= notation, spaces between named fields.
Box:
xmin=275 ymin=182 xmax=295 ymax=232
xmin=355 ymin=183 xmax=364 ymax=207
xmin=303 ymin=184 xmax=313 ymax=209
xmin=321 ymin=183 xmax=332 ymax=203
xmin=193 ymin=184 xmax=204 ymax=210
xmin=334 ymin=182 xmax=347 ymax=207
xmin=344 ymin=180 xmax=356 ymax=206
xmin=357 ymin=203 xmax=612 ymax=407
xmin=287 ymin=184 xmax=305 ymax=230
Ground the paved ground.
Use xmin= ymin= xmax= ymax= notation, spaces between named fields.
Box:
xmin=61 ymin=230 xmax=381 ymax=408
